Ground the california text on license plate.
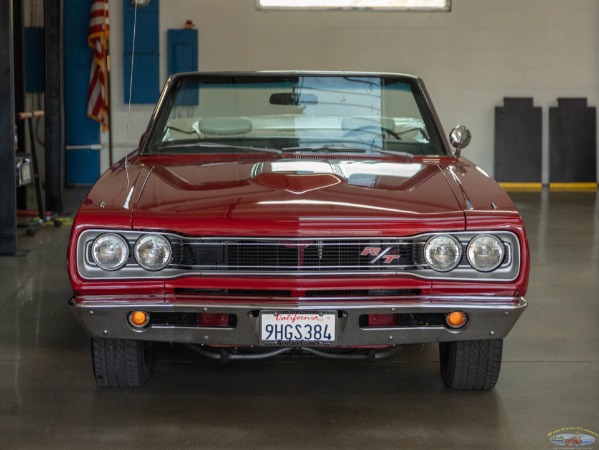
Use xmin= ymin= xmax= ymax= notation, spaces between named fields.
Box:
xmin=260 ymin=311 xmax=336 ymax=346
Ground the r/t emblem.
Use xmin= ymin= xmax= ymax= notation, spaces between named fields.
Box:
xmin=361 ymin=247 xmax=400 ymax=264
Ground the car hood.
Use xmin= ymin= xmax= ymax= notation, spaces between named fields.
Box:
xmin=128 ymin=156 xmax=467 ymax=236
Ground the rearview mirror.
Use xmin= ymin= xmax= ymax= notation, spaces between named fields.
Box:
xmin=270 ymin=93 xmax=318 ymax=106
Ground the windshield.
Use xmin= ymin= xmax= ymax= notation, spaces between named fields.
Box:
xmin=145 ymin=74 xmax=446 ymax=156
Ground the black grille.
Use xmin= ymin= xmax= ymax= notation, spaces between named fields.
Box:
xmin=305 ymin=289 xmax=421 ymax=297
xmin=228 ymin=243 xmax=298 ymax=270
xmin=175 ymin=288 xmax=292 ymax=297
xmin=173 ymin=288 xmax=420 ymax=298
xmin=169 ymin=238 xmax=423 ymax=273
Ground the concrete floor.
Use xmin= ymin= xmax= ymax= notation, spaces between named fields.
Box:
xmin=0 ymin=189 xmax=597 ymax=449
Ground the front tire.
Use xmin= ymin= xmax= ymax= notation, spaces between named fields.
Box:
xmin=91 ymin=338 xmax=153 ymax=388
xmin=439 ymin=339 xmax=503 ymax=390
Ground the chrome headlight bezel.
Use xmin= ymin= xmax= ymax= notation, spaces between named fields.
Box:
xmin=133 ymin=234 xmax=172 ymax=271
xmin=467 ymin=234 xmax=505 ymax=272
xmin=424 ymin=234 xmax=462 ymax=272
xmin=91 ymin=233 xmax=130 ymax=271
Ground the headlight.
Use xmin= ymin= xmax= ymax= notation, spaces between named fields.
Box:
xmin=91 ymin=233 xmax=129 ymax=271
xmin=424 ymin=235 xmax=462 ymax=272
xmin=467 ymin=234 xmax=505 ymax=272
xmin=134 ymin=234 xmax=172 ymax=271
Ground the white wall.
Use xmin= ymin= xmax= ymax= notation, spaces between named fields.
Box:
xmin=105 ymin=0 xmax=599 ymax=182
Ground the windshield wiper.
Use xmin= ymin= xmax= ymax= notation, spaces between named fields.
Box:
xmin=282 ymin=144 xmax=413 ymax=160
xmin=151 ymin=141 xmax=282 ymax=154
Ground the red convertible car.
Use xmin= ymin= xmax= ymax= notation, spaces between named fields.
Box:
xmin=67 ymin=72 xmax=529 ymax=389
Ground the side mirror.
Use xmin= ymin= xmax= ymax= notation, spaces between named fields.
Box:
xmin=449 ymin=125 xmax=471 ymax=157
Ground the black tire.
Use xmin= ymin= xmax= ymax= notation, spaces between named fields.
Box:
xmin=91 ymin=338 xmax=153 ymax=388
xmin=439 ymin=339 xmax=503 ymax=390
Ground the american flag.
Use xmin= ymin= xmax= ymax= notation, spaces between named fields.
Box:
xmin=87 ymin=0 xmax=110 ymax=131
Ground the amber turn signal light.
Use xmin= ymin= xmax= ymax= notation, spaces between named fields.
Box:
xmin=446 ymin=311 xmax=468 ymax=329
xmin=128 ymin=310 xmax=150 ymax=328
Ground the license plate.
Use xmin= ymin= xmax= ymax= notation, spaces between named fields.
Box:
xmin=260 ymin=310 xmax=336 ymax=346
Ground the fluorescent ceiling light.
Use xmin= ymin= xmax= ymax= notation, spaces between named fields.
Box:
xmin=258 ymin=0 xmax=449 ymax=10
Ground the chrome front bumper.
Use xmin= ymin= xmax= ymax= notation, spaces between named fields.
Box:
xmin=68 ymin=296 xmax=527 ymax=347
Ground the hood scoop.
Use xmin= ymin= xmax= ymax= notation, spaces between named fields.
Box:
xmin=252 ymin=172 xmax=342 ymax=194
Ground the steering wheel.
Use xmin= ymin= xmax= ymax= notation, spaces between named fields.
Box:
xmin=342 ymin=125 xmax=402 ymax=140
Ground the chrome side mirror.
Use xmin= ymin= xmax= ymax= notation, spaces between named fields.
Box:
xmin=449 ymin=125 xmax=471 ymax=157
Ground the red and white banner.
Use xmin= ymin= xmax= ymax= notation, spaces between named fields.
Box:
xmin=87 ymin=0 xmax=110 ymax=132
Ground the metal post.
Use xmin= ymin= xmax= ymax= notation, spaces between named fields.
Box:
xmin=13 ymin=0 xmax=27 ymax=210
xmin=44 ymin=0 xmax=65 ymax=214
xmin=0 ymin=1 xmax=17 ymax=255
